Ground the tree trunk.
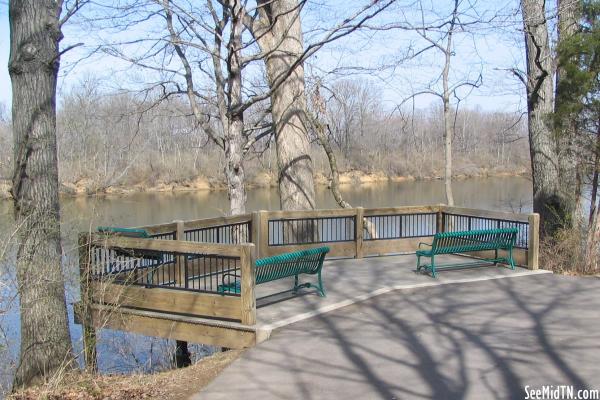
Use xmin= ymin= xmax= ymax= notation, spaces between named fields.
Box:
xmin=223 ymin=1 xmax=247 ymax=216
xmin=556 ymin=0 xmax=582 ymax=226
xmin=8 ymin=0 xmax=75 ymax=388
xmin=521 ymin=0 xmax=564 ymax=238
xmin=311 ymin=118 xmax=350 ymax=209
xmin=311 ymin=114 xmax=378 ymax=239
xmin=224 ymin=119 xmax=247 ymax=216
xmin=255 ymin=0 xmax=316 ymax=211
xmin=590 ymin=124 xmax=600 ymax=224
xmin=584 ymin=201 xmax=600 ymax=273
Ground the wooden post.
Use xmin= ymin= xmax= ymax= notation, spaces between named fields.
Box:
xmin=436 ymin=204 xmax=445 ymax=234
xmin=174 ymin=220 xmax=185 ymax=286
xmin=240 ymin=244 xmax=256 ymax=325
xmin=527 ymin=213 xmax=540 ymax=270
xmin=258 ymin=210 xmax=269 ymax=257
xmin=173 ymin=220 xmax=192 ymax=366
xmin=78 ymin=233 xmax=97 ymax=372
xmin=175 ymin=220 xmax=185 ymax=241
xmin=355 ymin=207 xmax=364 ymax=259
xmin=251 ymin=212 xmax=261 ymax=258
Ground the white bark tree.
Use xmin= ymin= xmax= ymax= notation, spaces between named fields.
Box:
xmin=393 ymin=0 xmax=484 ymax=206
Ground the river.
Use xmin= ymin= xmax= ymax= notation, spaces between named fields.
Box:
xmin=0 ymin=177 xmax=532 ymax=392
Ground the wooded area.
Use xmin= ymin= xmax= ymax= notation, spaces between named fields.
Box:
xmin=0 ymin=84 xmax=529 ymax=193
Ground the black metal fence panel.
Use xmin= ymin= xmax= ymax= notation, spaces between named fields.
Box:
xmin=442 ymin=213 xmax=529 ymax=249
xmin=185 ymin=222 xmax=251 ymax=244
xmin=90 ymin=246 xmax=240 ymax=296
xmin=363 ymin=213 xmax=437 ymax=241
xmin=268 ymin=216 xmax=355 ymax=246
xmin=150 ymin=231 xmax=177 ymax=240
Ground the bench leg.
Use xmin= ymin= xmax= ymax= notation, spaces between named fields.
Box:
xmin=292 ymin=274 xmax=326 ymax=297
xmin=430 ymin=255 xmax=437 ymax=278
xmin=494 ymin=248 xmax=498 ymax=265
xmin=316 ymin=270 xmax=326 ymax=297
xmin=416 ymin=254 xmax=422 ymax=271
xmin=508 ymin=247 xmax=515 ymax=270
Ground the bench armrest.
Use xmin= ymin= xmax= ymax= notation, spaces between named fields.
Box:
xmin=222 ymin=272 xmax=240 ymax=281
xmin=418 ymin=242 xmax=432 ymax=248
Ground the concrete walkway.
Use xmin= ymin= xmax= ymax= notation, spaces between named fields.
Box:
xmin=253 ymin=254 xmax=548 ymax=340
xmin=196 ymin=273 xmax=600 ymax=400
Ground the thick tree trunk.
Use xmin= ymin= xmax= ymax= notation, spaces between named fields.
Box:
xmin=556 ymin=0 xmax=582 ymax=226
xmin=8 ymin=0 xmax=75 ymax=388
xmin=255 ymin=0 xmax=316 ymax=211
xmin=521 ymin=0 xmax=564 ymax=238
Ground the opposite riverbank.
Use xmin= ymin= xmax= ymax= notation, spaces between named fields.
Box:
xmin=0 ymin=167 xmax=528 ymax=200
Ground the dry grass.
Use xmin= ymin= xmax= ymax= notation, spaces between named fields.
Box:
xmin=540 ymin=226 xmax=599 ymax=276
xmin=8 ymin=350 xmax=242 ymax=400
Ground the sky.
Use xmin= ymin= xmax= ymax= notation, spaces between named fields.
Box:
xmin=0 ymin=0 xmax=529 ymax=115
xmin=0 ymin=3 xmax=8 ymax=112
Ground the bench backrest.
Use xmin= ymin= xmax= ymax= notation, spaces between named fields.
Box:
xmin=431 ymin=228 xmax=518 ymax=254
xmin=255 ymin=247 xmax=330 ymax=284
xmin=97 ymin=226 xmax=150 ymax=238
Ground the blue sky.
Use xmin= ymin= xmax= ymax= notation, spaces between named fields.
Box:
xmin=1 ymin=3 xmax=9 ymax=111
xmin=0 ymin=0 xmax=528 ymax=114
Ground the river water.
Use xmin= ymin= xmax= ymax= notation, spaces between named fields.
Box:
xmin=0 ymin=177 xmax=532 ymax=391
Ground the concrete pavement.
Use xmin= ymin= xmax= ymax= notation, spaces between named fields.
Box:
xmin=195 ymin=273 xmax=600 ymax=400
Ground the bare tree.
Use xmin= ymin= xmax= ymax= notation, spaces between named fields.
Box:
xmin=418 ymin=0 xmax=463 ymax=206
xmin=377 ymin=0 xmax=485 ymax=206
xmin=87 ymin=0 xmax=394 ymax=217
xmin=8 ymin=0 xmax=79 ymax=388
xmin=160 ymin=0 xmax=255 ymax=215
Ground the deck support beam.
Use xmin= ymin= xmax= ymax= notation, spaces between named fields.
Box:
xmin=175 ymin=340 xmax=192 ymax=368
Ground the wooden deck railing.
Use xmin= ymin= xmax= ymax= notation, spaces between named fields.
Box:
xmin=79 ymin=204 xmax=539 ymax=329
xmin=247 ymin=205 xmax=538 ymax=268
xmin=77 ymin=204 xmax=539 ymax=367
xmin=79 ymin=232 xmax=257 ymax=325
xmin=130 ymin=205 xmax=538 ymax=267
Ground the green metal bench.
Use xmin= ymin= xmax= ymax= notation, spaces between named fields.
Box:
xmin=97 ymin=226 xmax=151 ymax=238
xmin=416 ymin=228 xmax=519 ymax=278
xmin=218 ymin=246 xmax=330 ymax=297
xmin=96 ymin=226 xmax=161 ymax=261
